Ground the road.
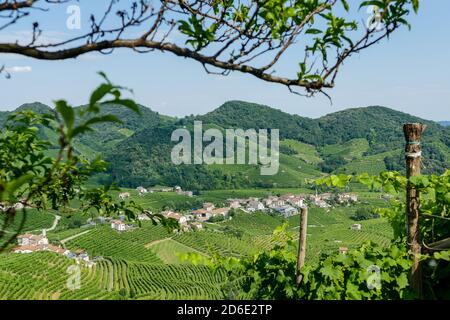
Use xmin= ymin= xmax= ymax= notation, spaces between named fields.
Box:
xmin=45 ymin=214 xmax=61 ymax=232
xmin=60 ymin=229 xmax=91 ymax=245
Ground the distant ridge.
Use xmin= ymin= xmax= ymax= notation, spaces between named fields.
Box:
xmin=1 ymin=100 xmax=448 ymax=189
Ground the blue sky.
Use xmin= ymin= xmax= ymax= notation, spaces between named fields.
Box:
xmin=1 ymin=1 xmax=449 ymax=121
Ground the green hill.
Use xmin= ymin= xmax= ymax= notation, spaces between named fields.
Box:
xmin=74 ymin=103 xmax=175 ymax=152
xmin=1 ymin=101 xmax=448 ymax=189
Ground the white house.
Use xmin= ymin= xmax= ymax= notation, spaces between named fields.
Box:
xmin=136 ymin=186 xmax=148 ymax=196
xmin=191 ymin=222 xmax=203 ymax=230
xmin=274 ymin=205 xmax=298 ymax=218
xmin=272 ymin=198 xmax=285 ymax=208
xmin=311 ymin=196 xmax=330 ymax=208
xmin=351 ymin=223 xmax=362 ymax=231
xmin=119 ymin=192 xmax=130 ymax=200
xmin=203 ymin=203 xmax=215 ymax=212
xmin=137 ymin=213 xmax=151 ymax=221
xmin=17 ymin=232 xmax=48 ymax=246
xmin=263 ymin=198 xmax=273 ymax=207
xmin=212 ymin=207 xmax=230 ymax=217
xmin=287 ymin=197 xmax=304 ymax=208
xmin=111 ymin=220 xmax=127 ymax=231
xmin=191 ymin=209 xmax=212 ymax=222
xmin=228 ymin=200 xmax=241 ymax=209
xmin=246 ymin=201 xmax=265 ymax=212
xmin=13 ymin=245 xmax=39 ymax=254
xmin=164 ymin=211 xmax=188 ymax=225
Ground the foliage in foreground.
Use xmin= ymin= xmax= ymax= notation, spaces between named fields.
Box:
xmin=0 ymin=73 xmax=176 ymax=249
xmin=190 ymin=170 xmax=449 ymax=300
xmin=199 ymin=225 xmax=413 ymax=300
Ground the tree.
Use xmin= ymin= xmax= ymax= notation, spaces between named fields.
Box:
xmin=0 ymin=73 xmax=177 ymax=250
xmin=0 ymin=0 xmax=419 ymax=95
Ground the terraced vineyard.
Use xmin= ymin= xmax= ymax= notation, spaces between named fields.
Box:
xmin=0 ymin=252 xmax=226 ymax=300
xmin=0 ymin=252 xmax=116 ymax=300
xmin=64 ymin=223 xmax=171 ymax=263
xmin=0 ymin=209 xmax=55 ymax=233
xmin=0 ymin=192 xmax=395 ymax=300
xmin=173 ymin=230 xmax=259 ymax=258
xmin=225 ymin=212 xmax=285 ymax=236
xmin=337 ymin=150 xmax=402 ymax=175
xmin=121 ymin=260 xmax=226 ymax=299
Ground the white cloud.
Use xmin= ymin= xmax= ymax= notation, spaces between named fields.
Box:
xmin=5 ymin=66 xmax=32 ymax=73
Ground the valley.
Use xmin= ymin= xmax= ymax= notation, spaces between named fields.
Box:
xmin=0 ymin=100 xmax=448 ymax=300
xmin=0 ymin=187 xmax=392 ymax=299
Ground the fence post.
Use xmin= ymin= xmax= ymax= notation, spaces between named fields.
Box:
xmin=403 ymin=123 xmax=426 ymax=298
xmin=296 ymin=206 xmax=308 ymax=285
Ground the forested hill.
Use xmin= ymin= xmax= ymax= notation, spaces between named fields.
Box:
xmin=73 ymin=103 xmax=175 ymax=151
xmin=1 ymin=101 xmax=449 ymax=190
xmin=0 ymin=102 xmax=175 ymax=152
xmin=194 ymin=100 xmax=321 ymax=142
xmin=196 ymin=101 xmax=447 ymax=148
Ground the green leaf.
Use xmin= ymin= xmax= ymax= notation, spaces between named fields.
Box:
xmin=5 ymin=174 xmax=33 ymax=197
xmin=89 ymin=83 xmax=114 ymax=110
xmin=55 ymin=100 xmax=75 ymax=130
xmin=340 ymin=0 xmax=350 ymax=12
xmin=305 ymin=28 xmax=322 ymax=35
xmin=412 ymin=0 xmax=419 ymax=13
xmin=396 ymin=273 xmax=409 ymax=289
xmin=434 ymin=251 xmax=450 ymax=261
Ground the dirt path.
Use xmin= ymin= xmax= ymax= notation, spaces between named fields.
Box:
xmin=144 ymin=237 xmax=172 ymax=248
xmin=60 ymin=229 xmax=91 ymax=245
xmin=45 ymin=215 xmax=61 ymax=232
xmin=145 ymin=237 xmax=210 ymax=257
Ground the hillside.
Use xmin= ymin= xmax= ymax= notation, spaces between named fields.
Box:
xmin=1 ymin=101 xmax=449 ymax=189
xmin=103 ymin=102 xmax=448 ymax=188
xmin=74 ymin=103 xmax=175 ymax=152
xmin=194 ymin=100 xmax=321 ymax=142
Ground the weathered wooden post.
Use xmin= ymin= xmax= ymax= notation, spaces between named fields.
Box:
xmin=403 ymin=123 xmax=426 ymax=298
xmin=296 ymin=205 xmax=308 ymax=285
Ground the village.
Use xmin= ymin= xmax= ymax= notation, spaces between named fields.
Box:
xmin=11 ymin=186 xmax=361 ymax=259
xmin=12 ymin=230 xmax=98 ymax=267
xmin=117 ymin=186 xmax=360 ymax=232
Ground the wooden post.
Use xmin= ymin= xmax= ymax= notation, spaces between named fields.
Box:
xmin=403 ymin=123 xmax=426 ymax=298
xmin=296 ymin=206 xmax=308 ymax=285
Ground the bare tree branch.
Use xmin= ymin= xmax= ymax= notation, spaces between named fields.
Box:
xmin=0 ymin=0 xmax=420 ymax=94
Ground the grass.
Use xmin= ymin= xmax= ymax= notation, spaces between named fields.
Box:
xmin=148 ymin=238 xmax=206 ymax=264
xmin=321 ymin=138 xmax=370 ymax=161
xmin=281 ymin=139 xmax=323 ymax=164
xmin=206 ymin=146 xmax=324 ymax=188
xmin=337 ymin=149 xmax=401 ymax=175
